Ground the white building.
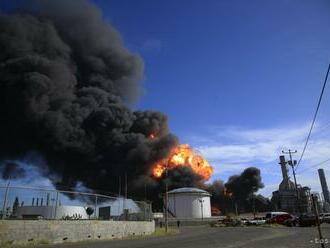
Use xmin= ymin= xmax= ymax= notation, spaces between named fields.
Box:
xmin=97 ymin=197 xmax=141 ymax=218
xmin=168 ymin=187 xmax=211 ymax=219
xmin=16 ymin=205 xmax=88 ymax=219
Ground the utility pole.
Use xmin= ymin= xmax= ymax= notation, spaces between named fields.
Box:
xmin=311 ymin=194 xmax=325 ymax=248
xmin=124 ymin=172 xmax=128 ymax=200
xmin=124 ymin=172 xmax=127 ymax=220
xmin=164 ymin=162 xmax=169 ymax=233
xmin=1 ymin=180 xmax=10 ymax=219
xmin=282 ymin=149 xmax=300 ymax=213
xmin=252 ymin=195 xmax=256 ymax=219
xmin=118 ymin=176 xmax=121 ymax=197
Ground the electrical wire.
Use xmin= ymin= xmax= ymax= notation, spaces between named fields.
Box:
xmin=296 ymin=61 xmax=330 ymax=168
xmin=297 ymin=158 xmax=330 ymax=175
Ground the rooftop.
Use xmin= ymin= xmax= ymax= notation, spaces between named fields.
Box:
xmin=168 ymin=187 xmax=211 ymax=196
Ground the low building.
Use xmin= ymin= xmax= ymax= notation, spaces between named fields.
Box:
xmin=168 ymin=187 xmax=211 ymax=219
xmin=16 ymin=205 xmax=88 ymax=219
xmin=97 ymin=197 xmax=141 ymax=220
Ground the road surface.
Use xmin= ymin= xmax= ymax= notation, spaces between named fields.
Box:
xmin=42 ymin=225 xmax=330 ymax=248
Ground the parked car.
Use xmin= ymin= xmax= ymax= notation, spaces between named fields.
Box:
xmin=299 ymin=214 xmax=317 ymax=227
xmin=283 ymin=215 xmax=299 ymax=227
xmin=265 ymin=211 xmax=289 ymax=221
xmin=240 ymin=218 xmax=248 ymax=225
xmin=247 ymin=217 xmax=266 ymax=225
xmin=268 ymin=214 xmax=295 ymax=225
xmin=211 ymin=207 xmax=221 ymax=216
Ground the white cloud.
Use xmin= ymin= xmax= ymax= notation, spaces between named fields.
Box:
xmin=185 ymin=123 xmax=330 ymax=196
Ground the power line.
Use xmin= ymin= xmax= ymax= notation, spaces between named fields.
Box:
xmin=296 ymin=61 xmax=330 ymax=168
xmin=297 ymin=158 xmax=330 ymax=175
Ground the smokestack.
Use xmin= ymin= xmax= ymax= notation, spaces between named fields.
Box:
xmin=279 ymin=156 xmax=289 ymax=181
xmin=40 ymin=198 xmax=44 ymax=206
xmin=36 ymin=198 xmax=39 ymax=206
xmin=318 ymin=169 xmax=330 ymax=204
xmin=32 ymin=198 xmax=35 ymax=206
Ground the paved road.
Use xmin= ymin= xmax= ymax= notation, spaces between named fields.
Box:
xmin=43 ymin=225 xmax=330 ymax=248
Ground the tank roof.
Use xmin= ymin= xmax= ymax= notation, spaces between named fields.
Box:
xmin=168 ymin=187 xmax=211 ymax=196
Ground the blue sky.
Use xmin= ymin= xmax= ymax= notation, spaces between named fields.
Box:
xmin=1 ymin=0 xmax=330 ymax=198
xmin=91 ymin=0 xmax=330 ymax=196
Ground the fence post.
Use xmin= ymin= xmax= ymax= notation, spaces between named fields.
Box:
xmin=54 ymin=191 xmax=59 ymax=219
xmin=144 ymin=202 xmax=146 ymax=221
xmin=94 ymin=195 xmax=98 ymax=219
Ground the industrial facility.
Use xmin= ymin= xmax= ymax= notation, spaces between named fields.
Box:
xmin=271 ymin=156 xmax=312 ymax=213
xmin=318 ymin=168 xmax=330 ymax=212
xmin=7 ymin=191 xmax=145 ymax=220
xmin=16 ymin=205 xmax=88 ymax=219
xmin=167 ymin=187 xmax=211 ymax=219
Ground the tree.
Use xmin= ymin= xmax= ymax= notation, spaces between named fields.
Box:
xmin=12 ymin=197 xmax=19 ymax=217
xmin=86 ymin=207 xmax=94 ymax=219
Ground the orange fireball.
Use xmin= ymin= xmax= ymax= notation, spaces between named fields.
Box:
xmin=149 ymin=133 xmax=156 ymax=139
xmin=152 ymin=144 xmax=213 ymax=180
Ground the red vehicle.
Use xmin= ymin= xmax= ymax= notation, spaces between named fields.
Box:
xmin=211 ymin=206 xmax=221 ymax=216
xmin=269 ymin=214 xmax=294 ymax=225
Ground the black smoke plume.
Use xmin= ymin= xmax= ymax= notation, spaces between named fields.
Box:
xmin=1 ymin=162 xmax=26 ymax=180
xmin=0 ymin=0 xmax=178 ymax=199
xmin=0 ymin=0 xmax=267 ymax=212
xmin=225 ymin=167 xmax=264 ymax=200
xmin=223 ymin=167 xmax=264 ymax=213
xmin=204 ymin=168 xmax=266 ymax=214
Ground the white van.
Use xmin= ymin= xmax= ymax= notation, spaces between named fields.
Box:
xmin=265 ymin=211 xmax=289 ymax=220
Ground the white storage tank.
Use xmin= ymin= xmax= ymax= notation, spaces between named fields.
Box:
xmin=168 ymin=187 xmax=211 ymax=219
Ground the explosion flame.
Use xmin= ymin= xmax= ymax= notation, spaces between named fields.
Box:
xmin=152 ymin=144 xmax=214 ymax=180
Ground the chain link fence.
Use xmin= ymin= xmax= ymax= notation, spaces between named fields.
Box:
xmin=0 ymin=185 xmax=152 ymax=221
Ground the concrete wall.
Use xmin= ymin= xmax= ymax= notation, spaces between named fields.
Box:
xmin=0 ymin=220 xmax=155 ymax=245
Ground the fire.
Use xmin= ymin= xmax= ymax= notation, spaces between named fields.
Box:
xmin=152 ymin=144 xmax=214 ymax=180
xmin=152 ymin=164 xmax=165 ymax=178
xmin=149 ymin=133 xmax=156 ymax=139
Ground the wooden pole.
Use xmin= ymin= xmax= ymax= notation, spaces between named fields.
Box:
xmin=311 ymin=194 xmax=325 ymax=248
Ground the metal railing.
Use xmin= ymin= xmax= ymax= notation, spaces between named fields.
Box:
xmin=0 ymin=185 xmax=152 ymax=221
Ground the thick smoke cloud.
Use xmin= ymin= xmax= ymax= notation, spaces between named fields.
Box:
xmin=0 ymin=0 xmax=267 ymax=212
xmin=1 ymin=162 xmax=26 ymax=180
xmin=206 ymin=168 xmax=266 ymax=214
xmin=225 ymin=167 xmax=264 ymax=200
xmin=0 ymin=0 xmax=178 ymax=196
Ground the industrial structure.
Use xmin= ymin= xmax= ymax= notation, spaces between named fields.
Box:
xmin=271 ymin=155 xmax=312 ymax=213
xmin=16 ymin=205 xmax=88 ymax=219
xmin=97 ymin=197 xmax=142 ymax=220
xmin=14 ymin=197 xmax=143 ymax=220
xmin=318 ymin=168 xmax=330 ymax=211
xmin=167 ymin=187 xmax=211 ymax=219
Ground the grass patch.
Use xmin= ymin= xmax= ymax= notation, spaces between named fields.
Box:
xmin=152 ymin=227 xmax=180 ymax=237
xmin=0 ymin=239 xmax=50 ymax=248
